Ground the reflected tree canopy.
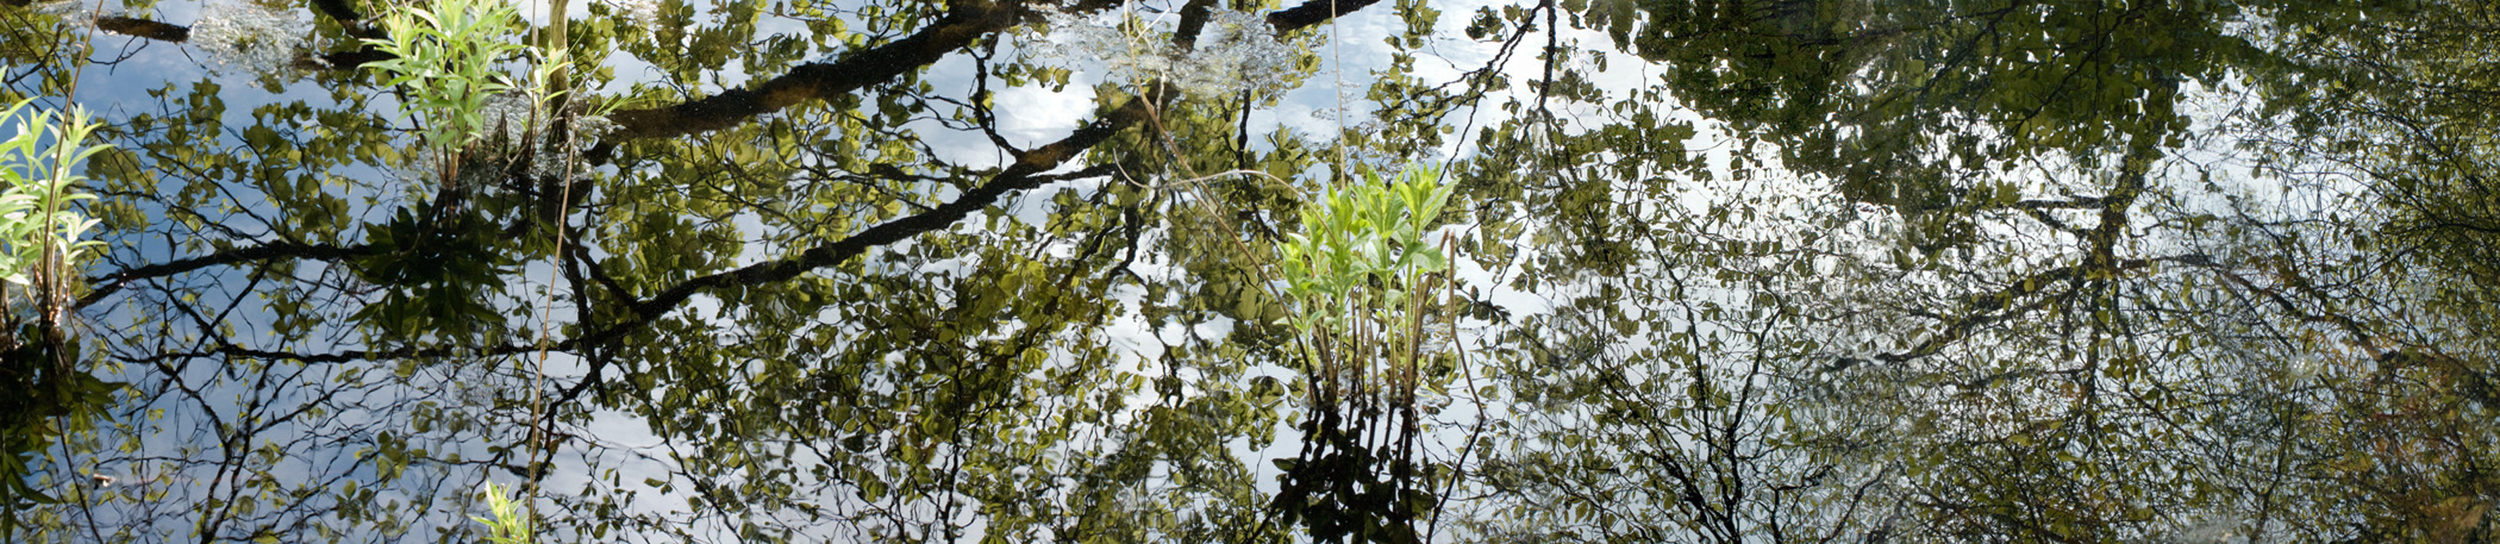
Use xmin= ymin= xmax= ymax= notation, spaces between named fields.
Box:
xmin=0 ymin=0 xmax=2495 ymax=541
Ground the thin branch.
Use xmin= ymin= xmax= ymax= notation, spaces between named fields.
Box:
xmin=78 ymin=241 xmax=378 ymax=308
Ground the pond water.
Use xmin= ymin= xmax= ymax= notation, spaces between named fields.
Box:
xmin=3 ymin=0 xmax=2491 ymax=541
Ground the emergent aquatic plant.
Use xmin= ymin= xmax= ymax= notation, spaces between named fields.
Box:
xmin=1268 ymin=163 xmax=1459 ymax=544
xmin=362 ymin=0 xmax=572 ymax=166
xmin=0 ymin=98 xmax=118 ymax=530
xmin=470 ymin=482 xmax=534 ymax=544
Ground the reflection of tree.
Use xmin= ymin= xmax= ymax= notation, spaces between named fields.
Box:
xmin=4 ymin=0 xmax=2498 ymax=541
xmin=1443 ymin=0 xmax=2500 ymax=542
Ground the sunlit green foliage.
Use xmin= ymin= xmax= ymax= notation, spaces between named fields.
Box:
xmin=470 ymin=482 xmax=536 ymax=544
xmin=362 ymin=0 xmax=545 ymax=150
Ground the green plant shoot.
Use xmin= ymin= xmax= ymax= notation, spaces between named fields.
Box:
xmin=471 ymin=482 xmax=533 ymax=544
xmin=1275 ymin=163 xmax=1454 ymax=336
xmin=362 ymin=0 xmax=567 ymax=150
xmin=0 ymin=99 xmax=109 ymax=288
